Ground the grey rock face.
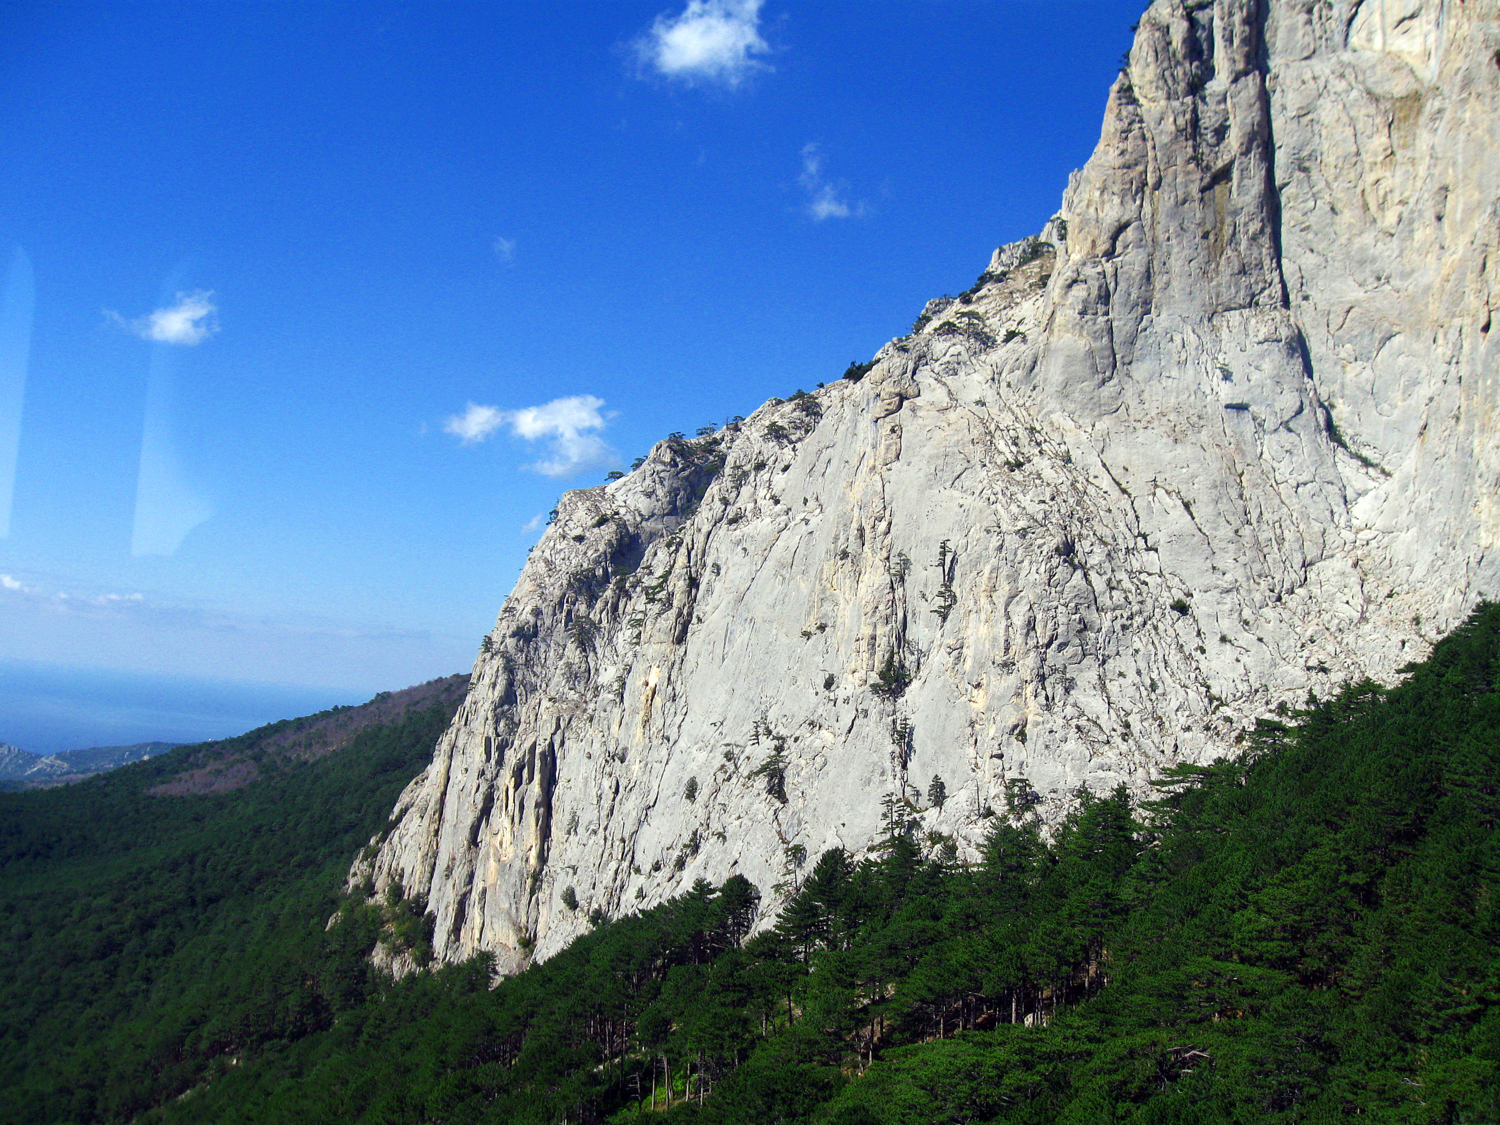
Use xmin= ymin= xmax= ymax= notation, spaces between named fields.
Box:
xmin=357 ymin=0 xmax=1500 ymax=975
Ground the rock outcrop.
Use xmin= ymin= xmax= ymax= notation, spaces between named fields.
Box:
xmin=356 ymin=0 xmax=1500 ymax=974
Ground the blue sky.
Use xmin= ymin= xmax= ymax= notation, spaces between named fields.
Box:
xmin=0 ymin=0 xmax=1143 ymax=751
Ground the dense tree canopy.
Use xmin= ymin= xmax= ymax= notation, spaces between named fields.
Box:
xmin=0 ymin=701 xmax=457 ymax=1125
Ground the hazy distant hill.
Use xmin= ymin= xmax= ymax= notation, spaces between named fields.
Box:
xmin=0 ymin=743 xmax=50 ymax=781
xmin=54 ymin=742 xmax=180 ymax=773
xmin=0 ymin=741 xmax=180 ymax=789
xmin=144 ymin=673 xmax=470 ymax=795
xmin=1 ymin=675 xmax=468 ymax=795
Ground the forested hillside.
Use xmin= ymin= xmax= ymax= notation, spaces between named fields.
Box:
xmin=4 ymin=606 xmax=1499 ymax=1123
xmin=0 ymin=696 xmax=460 ymax=1124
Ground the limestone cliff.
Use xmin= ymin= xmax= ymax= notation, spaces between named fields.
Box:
xmin=356 ymin=0 xmax=1500 ymax=975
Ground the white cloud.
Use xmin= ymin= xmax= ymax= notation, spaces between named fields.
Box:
xmin=798 ymin=142 xmax=863 ymax=221
xmin=444 ymin=394 xmax=619 ymax=478
xmin=493 ymin=236 xmax=516 ymax=263
xmin=799 ymin=142 xmax=824 ymax=185
xmin=444 ymin=403 xmax=507 ymax=445
xmin=106 ymin=290 xmax=219 ymax=346
xmin=633 ymin=0 xmax=770 ymax=87
xmin=807 ymin=184 xmax=852 ymax=221
xmin=521 ymin=512 xmax=545 ymax=533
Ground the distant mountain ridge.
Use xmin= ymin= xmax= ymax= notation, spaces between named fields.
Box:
xmin=0 ymin=677 xmax=470 ymax=795
xmin=0 ymin=741 xmax=181 ymax=789
xmin=144 ymin=674 xmax=471 ymax=796
xmin=54 ymin=742 xmax=181 ymax=773
xmin=0 ymin=743 xmax=48 ymax=780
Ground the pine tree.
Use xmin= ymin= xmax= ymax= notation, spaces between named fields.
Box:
xmin=927 ymin=775 xmax=947 ymax=809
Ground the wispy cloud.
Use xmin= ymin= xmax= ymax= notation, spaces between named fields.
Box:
xmin=0 ymin=571 xmax=145 ymax=612
xmin=0 ymin=567 xmax=476 ymax=698
xmin=799 ymin=143 xmax=825 ymax=184
xmin=493 ymin=236 xmax=516 ymax=263
xmin=521 ymin=512 xmax=545 ymax=533
xmin=444 ymin=394 xmax=619 ymax=478
xmin=106 ymin=290 xmax=219 ymax=346
xmin=632 ymin=0 xmax=770 ymax=88
xmin=798 ymin=142 xmax=864 ymax=221
xmin=807 ymin=184 xmax=851 ymax=221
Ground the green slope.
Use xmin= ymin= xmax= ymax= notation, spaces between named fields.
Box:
xmin=0 ymin=698 xmax=458 ymax=1124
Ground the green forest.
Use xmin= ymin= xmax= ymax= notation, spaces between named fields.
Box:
xmin=4 ymin=605 xmax=1500 ymax=1124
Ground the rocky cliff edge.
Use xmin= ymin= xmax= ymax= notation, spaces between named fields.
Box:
xmin=355 ymin=0 xmax=1500 ymax=975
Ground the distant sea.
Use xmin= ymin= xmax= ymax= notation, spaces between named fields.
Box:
xmin=0 ymin=660 xmax=365 ymax=755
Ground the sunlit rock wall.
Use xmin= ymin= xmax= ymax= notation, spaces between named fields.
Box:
xmin=356 ymin=0 xmax=1500 ymax=975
